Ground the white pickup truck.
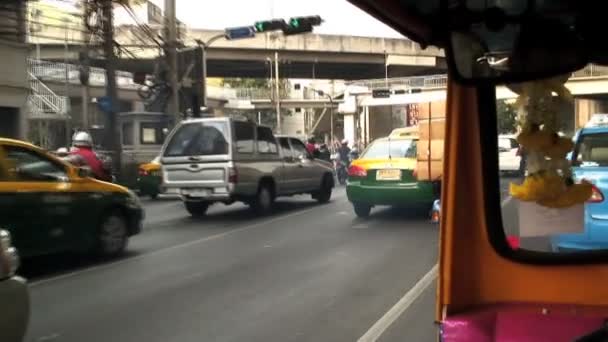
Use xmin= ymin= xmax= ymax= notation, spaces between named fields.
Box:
xmin=161 ymin=117 xmax=335 ymax=216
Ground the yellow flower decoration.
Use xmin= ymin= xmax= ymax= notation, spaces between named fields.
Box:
xmin=543 ymin=136 xmax=574 ymax=159
xmin=510 ymin=172 xmax=565 ymax=202
xmin=538 ymin=181 xmax=593 ymax=208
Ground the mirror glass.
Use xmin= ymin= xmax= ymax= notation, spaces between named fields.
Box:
xmin=496 ymin=63 xmax=608 ymax=255
xmin=78 ymin=167 xmax=92 ymax=178
xmin=447 ymin=1 xmax=587 ymax=82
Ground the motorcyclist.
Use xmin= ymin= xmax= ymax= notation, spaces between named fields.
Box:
xmin=337 ymin=139 xmax=351 ymax=165
xmin=317 ymin=143 xmax=331 ymax=162
xmin=69 ymin=131 xmax=112 ymax=181
xmin=306 ymin=137 xmax=317 ymax=156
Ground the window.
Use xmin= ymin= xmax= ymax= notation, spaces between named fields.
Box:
xmin=294 ymin=83 xmax=301 ymax=90
xmin=164 ymin=121 xmax=229 ymax=157
xmin=140 ymin=122 xmax=164 ymax=145
xmin=1 ymin=146 xmax=67 ymax=182
xmin=290 ymin=138 xmax=309 ymax=159
xmin=492 ymin=65 xmax=602 ymax=260
xmin=295 ymin=107 xmax=302 ymax=113
xmin=278 ymin=138 xmax=293 ymax=159
xmin=234 ymin=121 xmax=254 ymax=153
xmin=498 ymin=137 xmax=518 ymax=150
xmin=361 ymin=139 xmax=417 ymax=159
xmin=257 ymin=126 xmax=278 ymax=154
xmin=122 ymin=122 xmax=134 ymax=145
xmin=574 ymin=133 xmax=608 ymax=167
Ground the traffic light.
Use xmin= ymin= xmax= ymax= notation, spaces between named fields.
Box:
xmin=254 ymin=19 xmax=286 ymax=33
xmin=283 ymin=16 xmax=322 ymax=35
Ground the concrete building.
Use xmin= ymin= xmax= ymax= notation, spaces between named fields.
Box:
xmin=0 ymin=1 xmax=29 ymax=139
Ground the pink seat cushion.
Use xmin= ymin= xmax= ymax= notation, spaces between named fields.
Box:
xmin=441 ymin=304 xmax=605 ymax=342
xmin=494 ymin=311 xmax=604 ymax=342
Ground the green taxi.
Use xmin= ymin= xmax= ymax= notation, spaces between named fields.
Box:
xmin=0 ymin=138 xmax=144 ymax=258
xmin=137 ymin=156 xmax=162 ymax=199
xmin=346 ymin=129 xmax=439 ymax=218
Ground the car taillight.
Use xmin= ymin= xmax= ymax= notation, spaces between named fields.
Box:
xmin=138 ymin=168 xmax=149 ymax=176
xmin=588 ymin=184 xmax=604 ymax=203
xmin=348 ymin=165 xmax=367 ymax=178
xmin=228 ymin=167 xmax=238 ymax=183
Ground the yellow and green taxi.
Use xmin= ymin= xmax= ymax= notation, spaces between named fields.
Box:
xmin=137 ymin=156 xmax=162 ymax=199
xmin=0 ymin=138 xmax=144 ymax=258
xmin=346 ymin=128 xmax=439 ymax=217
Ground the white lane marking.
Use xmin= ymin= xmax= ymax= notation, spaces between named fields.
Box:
xmin=30 ymin=198 xmax=346 ymax=287
xmin=357 ymin=264 xmax=438 ymax=342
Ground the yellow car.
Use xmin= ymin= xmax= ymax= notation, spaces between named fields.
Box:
xmin=0 ymin=138 xmax=144 ymax=258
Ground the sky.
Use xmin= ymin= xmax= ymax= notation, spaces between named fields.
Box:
xmin=149 ymin=0 xmax=404 ymax=39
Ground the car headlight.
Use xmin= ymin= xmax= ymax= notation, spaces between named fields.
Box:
xmin=126 ymin=189 xmax=142 ymax=209
xmin=0 ymin=229 xmax=19 ymax=279
xmin=0 ymin=229 xmax=10 ymax=250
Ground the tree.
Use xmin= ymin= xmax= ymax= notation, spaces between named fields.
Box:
xmin=496 ymin=100 xmax=517 ymax=134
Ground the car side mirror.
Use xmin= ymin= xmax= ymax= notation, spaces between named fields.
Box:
xmin=77 ymin=167 xmax=92 ymax=178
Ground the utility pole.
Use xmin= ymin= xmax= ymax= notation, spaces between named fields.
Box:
xmin=101 ymin=0 xmax=121 ymax=176
xmin=164 ymin=0 xmax=179 ymax=123
xmin=274 ymin=51 xmax=281 ymax=134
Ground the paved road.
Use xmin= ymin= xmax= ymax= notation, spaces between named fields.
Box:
xmin=22 ymin=188 xmax=440 ymax=342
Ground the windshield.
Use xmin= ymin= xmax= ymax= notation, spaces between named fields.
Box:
xmin=164 ymin=121 xmax=229 ymax=157
xmin=16 ymin=2 xmax=446 ymax=342
xmin=574 ymin=133 xmax=608 ymax=167
xmin=361 ymin=139 xmax=417 ymax=159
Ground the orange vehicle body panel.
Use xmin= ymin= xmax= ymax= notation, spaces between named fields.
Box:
xmin=437 ymin=79 xmax=608 ymax=320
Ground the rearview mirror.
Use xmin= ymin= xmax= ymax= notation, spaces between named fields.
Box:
xmin=446 ymin=5 xmax=588 ymax=84
xmin=77 ymin=167 xmax=92 ymax=178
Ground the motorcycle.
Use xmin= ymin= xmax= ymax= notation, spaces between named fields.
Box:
xmin=332 ymin=154 xmax=348 ymax=186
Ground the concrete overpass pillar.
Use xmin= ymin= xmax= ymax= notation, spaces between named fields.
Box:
xmin=575 ymin=98 xmax=608 ymax=129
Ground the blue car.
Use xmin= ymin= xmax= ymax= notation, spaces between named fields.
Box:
xmin=551 ymin=125 xmax=608 ymax=251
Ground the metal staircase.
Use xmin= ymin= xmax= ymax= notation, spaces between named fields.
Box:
xmin=27 ymin=71 xmax=70 ymax=120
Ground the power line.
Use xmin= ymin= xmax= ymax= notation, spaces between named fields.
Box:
xmin=119 ymin=3 xmax=163 ymax=47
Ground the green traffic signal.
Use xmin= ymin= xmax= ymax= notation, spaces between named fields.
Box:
xmin=253 ymin=19 xmax=285 ymax=32
xmin=289 ymin=18 xmax=300 ymax=28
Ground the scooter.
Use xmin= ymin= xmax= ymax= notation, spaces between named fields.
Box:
xmin=333 ymin=154 xmax=348 ymax=186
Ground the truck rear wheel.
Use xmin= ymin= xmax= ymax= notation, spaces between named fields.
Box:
xmin=185 ymin=201 xmax=209 ymax=217
xmin=251 ymin=184 xmax=274 ymax=215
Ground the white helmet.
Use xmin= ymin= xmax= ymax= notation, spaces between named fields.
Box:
xmin=72 ymin=131 xmax=93 ymax=148
xmin=341 ymin=139 xmax=348 ymax=145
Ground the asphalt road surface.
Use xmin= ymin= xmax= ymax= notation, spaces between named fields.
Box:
xmin=22 ymin=188 xmax=440 ymax=342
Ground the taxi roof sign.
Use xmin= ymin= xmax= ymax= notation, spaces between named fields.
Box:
xmin=586 ymin=113 xmax=608 ymax=128
xmin=389 ymin=126 xmax=418 ymax=138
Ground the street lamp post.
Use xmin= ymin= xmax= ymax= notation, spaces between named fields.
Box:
xmin=195 ymin=33 xmax=226 ymax=114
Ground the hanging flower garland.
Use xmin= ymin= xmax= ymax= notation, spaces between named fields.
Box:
xmin=508 ymin=76 xmax=592 ymax=208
